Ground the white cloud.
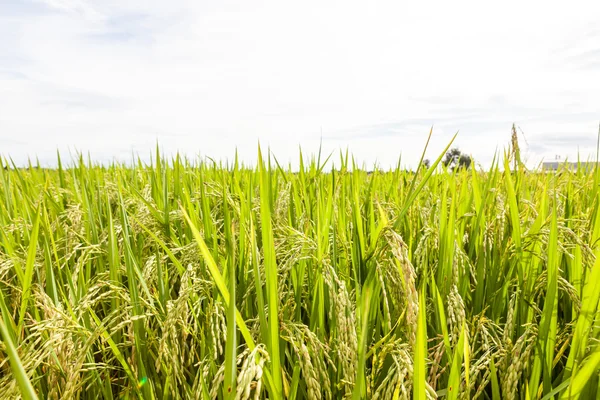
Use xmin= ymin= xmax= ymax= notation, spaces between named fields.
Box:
xmin=1 ymin=0 xmax=599 ymax=168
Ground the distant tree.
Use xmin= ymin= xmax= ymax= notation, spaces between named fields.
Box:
xmin=458 ymin=154 xmax=472 ymax=169
xmin=423 ymin=159 xmax=431 ymax=169
xmin=443 ymin=148 xmax=472 ymax=170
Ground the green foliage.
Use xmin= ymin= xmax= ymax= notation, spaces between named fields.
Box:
xmin=0 ymin=145 xmax=599 ymax=399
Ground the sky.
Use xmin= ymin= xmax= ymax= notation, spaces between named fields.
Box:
xmin=1 ymin=0 xmax=599 ymax=169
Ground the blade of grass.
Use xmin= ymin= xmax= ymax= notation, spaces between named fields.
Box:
xmin=0 ymin=318 xmax=38 ymax=400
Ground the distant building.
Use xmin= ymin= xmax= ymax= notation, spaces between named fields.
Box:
xmin=542 ymin=162 xmax=599 ymax=172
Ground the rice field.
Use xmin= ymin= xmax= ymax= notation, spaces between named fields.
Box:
xmin=0 ymin=141 xmax=599 ymax=399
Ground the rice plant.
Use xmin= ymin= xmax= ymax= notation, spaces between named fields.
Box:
xmin=0 ymin=140 xmax=599 ymax=399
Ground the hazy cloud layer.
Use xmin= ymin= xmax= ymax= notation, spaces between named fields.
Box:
xmin=1 ymin=0 xmax=599 ymax=168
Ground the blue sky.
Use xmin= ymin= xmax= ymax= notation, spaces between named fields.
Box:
xmin=1 ymin=0 xmax=599 ymax=168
